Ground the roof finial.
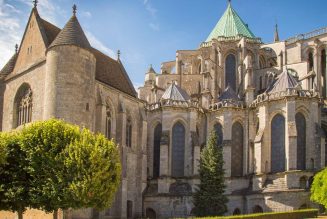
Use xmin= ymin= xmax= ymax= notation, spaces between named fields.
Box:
xmin=274 ymin=22 xmax=280 ymax=42
xmin=117 ymin=50 xmax=121 ymax=60
xmin=33 ymin=0 xmax=38 ymax=8
xmin=15 ymin=44 xmax=18 ymax=54
xmin=72 ymin=4 xmax=77 ymax=16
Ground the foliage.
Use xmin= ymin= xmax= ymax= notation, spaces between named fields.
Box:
xmin=20 ymin=119 xmax=81 ymax=213
xmin=174 ymin=208 xmax=318 ymax=219
xmin=311 ymin=167 xmax=327 ymax=209
xmin=0 ymin=131 xmax=31 ymax=217
xmin=193 ymin=131 xmax=228 ymax=217
xmin=63 ymin=128 xmax=121 ymax=210
xmin=0 ymin=132 xmax=8 ymax=166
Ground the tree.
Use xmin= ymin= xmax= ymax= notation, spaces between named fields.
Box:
xmin=193 ymin=130 xmax=228 ymax=217
xmin=0 ymin=131 xmax=31 ymax=219
xmin=19 ymin=119 xmax=121 ymax=219
xmin=20 ymin=119 xmax=81 ymax=219
xmin=311 ymin=168 xmax=327 ymax=211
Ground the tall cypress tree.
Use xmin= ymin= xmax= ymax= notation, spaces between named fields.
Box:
xmin=193 ymin=130 xmax=228 ymax=217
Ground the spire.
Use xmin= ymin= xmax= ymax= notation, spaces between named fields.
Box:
xmin=49 ymin=5 xmax=91 ymax=50
xmin=117 ymin=50 xmax=121 ymax=60
xmin=33 ymin=0 xmax=38 ymax=8
xmin=274 ymin=23 xmax=280 ymax=42
xmin=147 ymin=64 xmax=156 ymax=73
xmin=73 ymin=4 xmax=77 ymax=16
xmin=206 ymin=1 xmax=255 ymax=42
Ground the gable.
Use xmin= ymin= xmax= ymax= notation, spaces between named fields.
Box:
xmin=12 ymin=9 xmax=48 ymax=74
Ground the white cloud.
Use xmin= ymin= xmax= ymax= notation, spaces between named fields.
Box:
xmin=142 ymin=0 xmax=157 ymax=18
xmin=0 ymin=1 xmax=22 ymax=68
xmin=85 ymin=31 xmax=116 ymax=58
xmin=81 ymin=11 xmax=92 ymax=18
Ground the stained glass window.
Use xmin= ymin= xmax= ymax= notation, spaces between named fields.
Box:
xmin=153 ymin=124 xmax=162 ymax=178
xmin=126 ymin=118 xmax=132 ymax=147
xmin=105 ymin=107 xmax=112 ymax=139
xmin=296 ymin=113 xmax=306 ymax=170
xmin=231 ymin=122 xmax=243 ymax=177
xmin=214 ymin=123 xmax=223 ymax=147
xmin=225 ymin=54 xmax=236 ymax=91
xmin=172 ymin=122 xmax=185 ymax=177
xmin=15 ymin=84 xmax=32 ymax=127
xmin=271 ymin=114 xmax=285 ymax=173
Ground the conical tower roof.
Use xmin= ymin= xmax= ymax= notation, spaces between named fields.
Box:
xmin=161 ymin=82 xmax=190 ymax=101
xmin=218 ymin=85 xmax=240 ymax=101
xmin=266 ymin=70 xmax=300 ymax=94
xmin=147 ymin=64 xmax=156 ymax=74
xmin=49 ymin=15 xmax=91 ymax=49
xmin=206 ymin=2 xmax=255 ymax=42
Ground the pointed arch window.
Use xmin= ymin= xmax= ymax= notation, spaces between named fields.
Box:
xmin=126 ymin=117 xmax=132 ymax=148
xmin=231 ymin=122 xmax=243 ymax=177
xmin=225 ymin=54 xmax=236 ymax=91
xmin=214 ymin=123 xmax=223 ymax=147
xmin=271 ymin=114 xmax=286 ymax=173
xmin=15 ymin=84 xmax=33 ymax=127
xmin=105 ymin=106 xmax=112 ymax=139
xmin=296 ymin=113 xmax=306 ymax=170
xmin=153 ymin=123 xmax=162 ymax=178
xmin=172 ymin=122 xmax=185 ymax=177
xmin=308 ymin=51 xmax=314 ymax=71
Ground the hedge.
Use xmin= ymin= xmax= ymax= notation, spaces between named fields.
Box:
xmin=175 ymin=208 xmax=319 ymax=219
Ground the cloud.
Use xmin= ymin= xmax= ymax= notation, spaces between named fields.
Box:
xmin=81 ymin=11 xmax=92 ymax=18
xmin=0 ymin=1 xmax=22 ymax=68
xmin=142 ymin=0 xmax=157 ymax=18
xmin=149 ymin=23 xmax=159 ymax=31
xmin=85 ymin=31 xmax=116 ymax=58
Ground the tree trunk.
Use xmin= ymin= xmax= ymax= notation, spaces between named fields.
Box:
xmin=18 ymin=210 xmax=23 ymax=219
xmin=53 ymin=209 xmax=58 ymax=219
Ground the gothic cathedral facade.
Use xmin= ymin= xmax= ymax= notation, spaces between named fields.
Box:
xmin=0 ymin=2 xmax=327 ymax=219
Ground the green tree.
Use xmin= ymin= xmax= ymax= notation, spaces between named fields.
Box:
xmin=20 ymin=119 xmax=121 ymax=219
xmin=193 ymin=130 xmax=228 ymax=217
xmin=311 ymin=168 xmax=327 ymax=211
xmin=0 ymin=131 xmax=31 ymax=219
xmin=20 ymin=119 xmax=80 ymax=219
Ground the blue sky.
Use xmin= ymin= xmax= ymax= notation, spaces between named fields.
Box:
xmin=1 ymin=0 xmax=327 ymax=88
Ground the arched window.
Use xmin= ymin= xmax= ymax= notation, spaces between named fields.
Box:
xmin=299 ymin=176 xmax=307 ymax=189
xmin=253 ymin=205 xmax=263 ymax=213
xmin=126 ymin=118 xmax=132 ymax=147
xmin=225 ymin=54 xmax=236 ymax=91
xmin=233 ymin=208 xmax=241 ymax=215
xmin=172 ymin=122 xmax=185 ymax=177
xmin=214 ymin=123 xmax=223 ymax=147
xmin=153 ymin=124 xmax=162 ymax=178
xmin=259 ymin=55 xmax=266 ymax=69
xmin=231 ymin=122 xmax=243 ymax=177
xmin=296 ymin=113 xmax=306 ymax=170
xmin=271 ymin=114 xmax=286 ymax=173
xmin=146 ymin=208 xmax=156 ymax=219
xmin=14 ymin=83 xmax=33 ymax=127
xmin=308 ymin=51 xmax=314 ymax=71
xmin=105 ymin=106 xmax=112 ymax=139
xmin=321 ymin=49 xmax=326 ymax=98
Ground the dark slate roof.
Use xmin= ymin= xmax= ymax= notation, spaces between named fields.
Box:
xmin=49 ymin=15 xmax=91 ymax=49
xmin=161 ymin=82 xmax=190 ymax=101
xmin=91 ymin=48 xmax=137 ymax=97
xmin=0 ymin=53 xmax=18 ymax=78
xmin=266 ymin=70 xmax=300 ymax=94
xmin=218 ymin=85 xmax=240 ymax=101
xmin=40 ymin=18 xmax=61 ymax=45
xmin=147 ymin=64 xmax=156 ymax=74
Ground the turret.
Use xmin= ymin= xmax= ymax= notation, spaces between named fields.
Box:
xmin=144 ymin=64 xmax=156 ymax=85
xmin=44 ymin=5 xmax=96 ymax=129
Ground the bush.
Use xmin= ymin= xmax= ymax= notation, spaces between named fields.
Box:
xmin=174 ymin=208 xmax=319 ymax=219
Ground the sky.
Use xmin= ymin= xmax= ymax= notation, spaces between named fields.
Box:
xmin=1 ymin=0 xmax=327 ymax=88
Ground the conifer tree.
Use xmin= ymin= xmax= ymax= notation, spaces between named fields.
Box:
xmin=193 ymin=130 xmax=228 ymax=217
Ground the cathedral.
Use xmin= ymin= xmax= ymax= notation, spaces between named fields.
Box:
xmin=0 ymin=1 xmax=327 ymax=219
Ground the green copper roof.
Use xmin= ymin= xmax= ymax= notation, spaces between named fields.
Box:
xmin=206 ymin=2 xmax=255 ymax=42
